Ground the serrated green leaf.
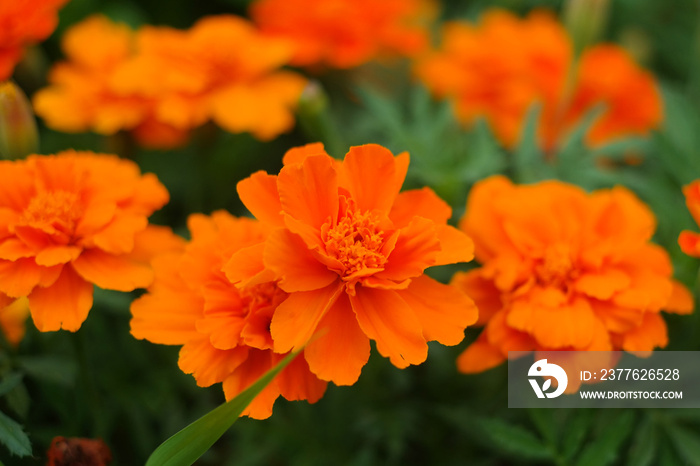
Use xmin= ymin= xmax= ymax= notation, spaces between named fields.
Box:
xmin=528 ymin=409 xmax=557 ymax=448
xmin=473 ymin=416 xmax=553 ymax=461
xmin=0 ymin=374 xmax=22 ymax=398
xmin=145 ymin=351 xmax=298 ymax=466
xmin=562 ymin=409 xmax=594 ymax=461
xmin=0 ymin=411 xmax=31 ymax=458
xmin=575 ymin=410 xmax=635 ymax=466
xmin=665 ymin=423 xmax=700 ymax=466
xmin=627 ymin=417 xmax=657 ymax=466
xmin=512 ymin=104 xmax=553 ymax=183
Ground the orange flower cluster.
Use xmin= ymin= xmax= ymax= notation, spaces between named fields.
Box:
xmin=0 ymin=0 xmax=68 ymax=81
xmin=453 ymin=176 xmax=693 ymax=373
xmin=234 ymin=143 xmax=478 ymax=385
xmin=415 ymin=10 xmax=662 ymax=151
xmin=250 ymin=0 xmax=431 ymax=69
xmin=0 ymin=151 xmax=180 ymax=332
xmin=130 ymin=212 xmax=327 ymax=419
xmin=33 ymin=15 xmax=306 ymax=148
xmin=679 ymin=180 xmax=700 ymax=257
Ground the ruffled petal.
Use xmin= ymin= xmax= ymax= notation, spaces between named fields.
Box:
xmin=621 ymin=312 xmax=668 ymax=353
xmin=456 ymin=333 xmax=506 ymax=373
xmin=389 ymin=187 xmax=451 ymax=227
xmin=376 ymin=217 xmax=439 ymax=281
xmin=304 ymin=294 xmax=370 ymax=385
xmin=237 ymin=171 xmax=284 ymax=228
xmin=72 ymin=249 xmax=153 ymax=292
xmin=27 ymin=265 xmax=93 ymax=332
xmin=350 ymin=286 xmax=427 ymax=368
xmin=178 ymin=337 xmax=249 ymax=387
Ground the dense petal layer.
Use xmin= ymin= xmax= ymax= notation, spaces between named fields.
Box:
xmin=27 ymin=266 xmax=93 ymax=332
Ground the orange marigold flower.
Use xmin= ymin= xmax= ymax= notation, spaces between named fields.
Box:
xmin=235 ymin=143 xmax=478 ymax=385
xmin=130 ymin=212 xmax=327 ymax=419
xmin=0 ymin=294 xmax=29 ymax=346
xmin=33 ymin=15 xmax=306 ymax=148
xmin=0 ymin=150 xmax=180 ymax=332
xmin=453 ymin=176 xmax=693 ymax=374
xmin=415 ymin=10 xmax=661 ymax=151
xmin=679 ymin=180 xmax=700 ymax=257
xmin=0 ymin=0 xmax=68 ymax=81
xmin=250 ymin=0 xmax=431 ymax=69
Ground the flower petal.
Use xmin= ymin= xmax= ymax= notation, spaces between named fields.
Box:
xmin=264 ymin=228 xmax=337 ymax=292
xmin=450 ymin=269 xmax=502 ymax=326
xmin=178 ymin=337 xmax=249 ymax=387
xmin=664 ymin=280 xmax=694 ymax=314
xmin=304 ymin=294 xmax=370 ymax=385
xmin=90 ymin=215 xmax=148 ymax=255
xmin=456 ymin=334 xmax=506 ymax=373
xmin=282 ymin=142 xmax=329 ymax=165
xmin=376 ymin=217 xmax=440 ymax=281
xmin=389 ymin=187 xmax=452 ymax=227
xmin=270 ymin=282 xmax=344 ymax=353
xmin=223 ymin=349 xmax=278 ymax=420
xmin=72 ymin=249 xmax=153 ymax=292
xmin=350 ymin=286 xmax=427 ymax=368
xmin=397 ymin=275 xmax=477 ymax=346
xmin=35 ymin=245 xmax=82 ymax=266
xmin=575 ymin=268 xmax=631 ymax=300
xmin=341 ymin=145 xmax=408 ymax=214
xmin=0 ymin=258 xmax=45 ymax=297
xmin=621 ymin=312 xmax=668 ymax=353
xmin=27 ymin=266 xmax=93 ymax=332
xmin=278 ymin=352 xmax=328 ymax=403
xmin=435 ymin=225 xmax=475 ymax=265
xmin=277 ymin=154 xmax=338 ymax=229
xmin=223 ymin=242 xmax=275 ymax=288
xmin=237 ymin=171 xmax=284 ymax=228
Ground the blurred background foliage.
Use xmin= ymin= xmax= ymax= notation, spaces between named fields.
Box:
xmin=4 ymin=0 xmax=700 ymax=464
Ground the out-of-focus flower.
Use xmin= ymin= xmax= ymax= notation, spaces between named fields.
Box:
xmin=679 ymin=180 xmax=700 ymax=257
xmin=130 ymin=212 xmax=327 ymax=419
xmin=250 ymin=0 xmax=432 ymax=69
xmin=0 ymin=294 xmax=29 ymax=346
xmin=453 ymin=176 xmax=693 ymax=374
xmin=235 ymin=143 xmax=478 ymax=385
xmin=0 ymin=80 xmax=39 ymax=159
xmin=0 ymin=0 xmax=68 ymax=81
xmin=415 ymin=10 xmax=661 ymax=151
xmin=0 ymin=151 xmax=181 ymax=332
xmin=46 ymin=436 xmax=112 ymax=466
xmin=33 ymin=15 xmax=306 ymax=148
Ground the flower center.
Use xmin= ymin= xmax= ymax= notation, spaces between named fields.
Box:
xmin=535 ymin=244 xmax=578 ymax=289
xmin=21 ymin=190 xmax=83 ymax=240
xmin=322 ymin=206 xmax=387 ymax=279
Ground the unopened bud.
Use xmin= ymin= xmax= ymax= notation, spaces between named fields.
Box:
xmin=564 ymin=0 xmax=610 ymax=55
xmin=0 ymin=80 xmax=39 ymax=159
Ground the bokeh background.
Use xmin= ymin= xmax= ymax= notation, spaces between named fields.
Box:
xmin=5 ymin=0 xmax=700 ymax=464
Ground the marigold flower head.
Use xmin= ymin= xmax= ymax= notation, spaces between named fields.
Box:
xmin=33 ymin=15 xmax=307 ymax=148
xmin=415 ymin=10 xmax=661 ymax=151
xmin=234 ymin=143 xmax=478 ymax=385
xmin=0 ymin=150 xmax=181 ymax=332
xmin=0 ymin=294 xmax=29 ymax=346
xmin=678 ymin=180 xmax=700 ymax=257
xmin=130 ymin=212 xmax=327 ymax=419
xmin=0 ymin=0 xmax=68 ymax=81
xmin=453 ymin=176 xmax=693 ymax=374
xmin=250 ymin=0 xmax=432 ymax=68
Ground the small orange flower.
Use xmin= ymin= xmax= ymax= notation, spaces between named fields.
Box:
xmin=0 ymin=0 xmax=68 ymax=81
xmin=234 ymin=143 xmax=478 ymax=385
xmin=678 ymin=180 xmax=700 ymax=257
xmin=0 ymin=295 xmax=29 ymax=346
xmin=0 ymin=151 xmax=180 ymax=332
xmin=453 ymin=176 xmax=693 ymax=374
xmin=250 ymin=0 xmax=431 ymax=68
xmin=130 ymin=212 xmax=327 ymax=419
xmin=415 ymin=10 xmax=661 ymax=151
xmin=33 ymin=15 xmax=306 ymax=148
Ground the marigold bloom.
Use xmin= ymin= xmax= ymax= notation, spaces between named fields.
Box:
xmin=130 ymin=212 xmax=327 ymax=419
xmin=678 ymin=180 xmax=700 ymax=257
xmin=0 ymin=150 xmax=179 ymax=332
xmin=250 ymin=0 xmax=431 ymax=68
xmin=235 ymin=143 xmax=478 ymax=385
xmin=33 ymin=15 xmax=306 ymax=148
xmin=0 ymin=294 xmax=29 ymax=346
xmin=415 ymin=10 xmax=661 ymax=151
xmin=0 ymin=0 xmax=68 ymax=81
xmin=454 ymin=176 xmax=693 ymax=374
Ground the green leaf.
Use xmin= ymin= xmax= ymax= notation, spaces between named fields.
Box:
xmin=665 ymin=423 xmax=700 ymax=466
xmin=0 ymin=411 xmax=31 ymax=458
xmin=575 ymin=410 xmax=635 ymax=466
xmin=145 ymin=351 xmax=298 ymax=466
xmin=16 ymin=356 xmax=77 ymax=387
xmin=627 ymin=417 xmax=657 ymax=466
xmin=0 ymin=374 xmax=22 ymax=398
xmin=528 ymin=409 xmax=557 ymax=448
xmin=512 ymin=104 xmax=553 ymax=183
xmin=473 ymin=416 xmax=553 ymax=461
xmin=562 ymin=409 xmax=594 ymax=461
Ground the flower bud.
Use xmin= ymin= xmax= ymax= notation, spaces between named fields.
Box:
xmin=0 ymin=80 xmax=39 ymax=159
